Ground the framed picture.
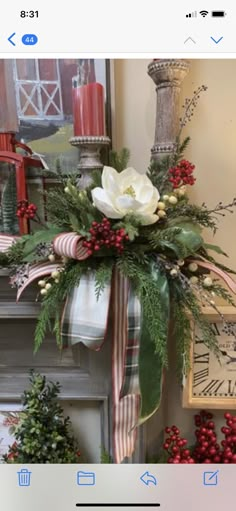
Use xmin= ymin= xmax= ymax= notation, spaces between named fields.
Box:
xmin=0 ymin=58 xmax=114 ymax=234
xmin=183 ymin=306 xmax=236 ymax=409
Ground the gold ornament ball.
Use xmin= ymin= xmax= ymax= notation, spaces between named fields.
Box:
xmin=48 ymin=254 xmax=56 ymax=262
xmin=158 ymin=210 xmax=166 ymax=219
xmin=51 ymin=271 xmax=60 ymax=279
xmin=55 ymin=278 xmax=59 ymax=284
xmin=64 ymin=187 xmax=70 ymax=194
xmin=168 ymin=196 xmax=178 ymax=205
xmin=203 ymin=276 xmax=213 ymax=287
xmin=40 ymin=288 xmax=47 ymax=296
xmin=188 ymin=262 xmax=198 ymax=273
xmin=38 ymin=280 xmax=46 ymax=288
xmin=45 ymin=283 xmax=52 ymax=290
xmin=157 ymin=201 xmax=166 ymax=210
xmin=163 ymin=195 xmax=169 ymax=201
xmin=177 ymin=259 xmax=185 ymax=267
xmin=190 ymin=276 xmax=198 ymax=285
xmin=170 ymin=268 xmax=178 ymax=277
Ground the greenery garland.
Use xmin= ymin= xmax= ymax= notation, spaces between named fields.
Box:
xmin=0 ymin=85 xmax=236 ymax=385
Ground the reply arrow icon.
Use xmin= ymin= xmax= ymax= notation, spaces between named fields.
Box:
xmin=140 ymin=471 xmax=157 ymax=486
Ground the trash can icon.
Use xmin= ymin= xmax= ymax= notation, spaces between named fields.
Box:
xmin=17 ymin=468 xmax=32 ymax=487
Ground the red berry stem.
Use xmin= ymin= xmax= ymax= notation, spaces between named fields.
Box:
xmin=169 ymin=159 xmax=196 ymax=189
xmin=83 ymin=218 xmax=129 ymax=256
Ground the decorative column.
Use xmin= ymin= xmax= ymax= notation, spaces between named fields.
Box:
xmin=147 ymin=59 xmax=189 ymax=160
xmin=145 ymin=59 xmax=190 ymax=462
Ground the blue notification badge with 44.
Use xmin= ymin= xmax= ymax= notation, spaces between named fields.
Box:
xmin=22 ymin=34 xmax=38 ymax=45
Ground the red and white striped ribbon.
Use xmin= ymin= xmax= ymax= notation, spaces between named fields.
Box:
xmin=193 ymin=259 xmax=236 ymax=294
xmin=53 ymin=232 xmax=89 ymax=261
xmin=0 ymin=234 xmax=19 ymax=252
xmin=16 ymin=262 xmax=62 ymax=301
xmin=112 ymin=270 xmax=139 ymax=464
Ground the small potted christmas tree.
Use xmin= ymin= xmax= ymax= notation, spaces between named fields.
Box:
xmin=3 ymin=371 xmax=81 ymax=463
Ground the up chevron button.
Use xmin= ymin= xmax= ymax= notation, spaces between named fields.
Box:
xmin=210 ymin=36 xmax=223 ymax=44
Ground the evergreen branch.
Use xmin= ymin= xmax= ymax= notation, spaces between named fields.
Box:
xmin=210 ymin=282 xmax=236 ymax=307
xmin=171 ymin=296 xmax=192 ymax=378
xmin=109 ymin=148 xmax=130 ymax=172
xmin=34 ymin=261 xmax=85 ymax=351
xmin=116 ymin=254 xmax=168 ymax=365
xmin=94 ymin=260 xmax=114 ymax=300
xmin=167 ymin=202 xmax=218 ymax=232
xmin=198 ymin=248 xmax=236 ymax=275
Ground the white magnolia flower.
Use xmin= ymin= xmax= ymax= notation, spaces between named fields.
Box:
xmin=91 ymin=166 xmax=160 ymax=225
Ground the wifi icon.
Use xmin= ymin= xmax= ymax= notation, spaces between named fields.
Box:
xmin=199 ymin=10 xmax=209 ymax=17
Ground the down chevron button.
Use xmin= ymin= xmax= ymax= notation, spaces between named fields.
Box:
xmin=210 ymin=36 xmax=223 ymax=44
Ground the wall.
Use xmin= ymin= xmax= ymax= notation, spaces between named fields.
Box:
xmin=113 ymin=58 xmax=236 ymax=455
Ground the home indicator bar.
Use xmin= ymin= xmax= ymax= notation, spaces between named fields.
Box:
xmin=76 ymin=505 xmax=161 ymax=508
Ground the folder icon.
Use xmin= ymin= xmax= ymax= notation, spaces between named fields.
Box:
xmin=77 ymin=471 xmax=96 ymax=486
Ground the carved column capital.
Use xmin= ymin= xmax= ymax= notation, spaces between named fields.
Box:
xmin=148 ymin=59 xmax=190 ymax=160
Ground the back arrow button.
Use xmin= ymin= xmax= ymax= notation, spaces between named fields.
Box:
xmin=8 ymin=32 xmax=16 ymax=46
xmin=184 ymin=36 xmax=196 ymax=44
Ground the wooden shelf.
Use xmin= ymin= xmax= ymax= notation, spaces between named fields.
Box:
xmin=0 ymin=301 xmax=40 ymax=318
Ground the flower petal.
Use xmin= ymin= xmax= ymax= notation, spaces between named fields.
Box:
xmin=119 ymin=167 xmax=141 ymax=191
xmin=101 ymin=166 xmax=121 ymax=196
xmin=91 ymin=187 xmax=123 ymax=218
xmin=134 ymin=184 xmax=154 ymax=204
xmin=137 ymin=187 xmax=160 ymax=214
xmin=115 ymin=195 xmax=143 ymax=212
xmin=140 ymin=214 xmax=160 ymax=225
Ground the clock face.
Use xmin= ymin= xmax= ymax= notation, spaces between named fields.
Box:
xmin=192 ymin=321 xmax=236 ymax=400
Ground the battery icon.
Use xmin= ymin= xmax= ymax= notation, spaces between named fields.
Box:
xmin=211 ymin=11 xmax=226 ymax=17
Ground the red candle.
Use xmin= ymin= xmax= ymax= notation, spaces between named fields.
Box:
xmin=72 ymin=79 xmax=105 ymax=136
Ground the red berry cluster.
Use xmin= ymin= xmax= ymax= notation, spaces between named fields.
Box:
xmin=163 ymin=410 xmax=236 ymax=464
xmin=83 ymin=218 xmax=129 ymax=256
xmin=220 ymin=412 xmax=236 ymax=463
xmin=193 ymin=411 xmax=221 ymax=463
xmin=163 ymin=425 xmax=195 ymax=464
xmin=17 ymin=200 xmax=37 ymax=219
xmin=169 ymin=159 xmax=196 ymax=188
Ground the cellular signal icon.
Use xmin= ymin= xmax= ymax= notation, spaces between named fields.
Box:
xmin=199 ymin=10 xmax=209 ymax=17
xmin=186 ymin=11 xmax=197 ymax=18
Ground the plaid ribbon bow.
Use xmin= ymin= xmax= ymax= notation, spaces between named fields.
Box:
xmin=61 ymin=269 xmax=141 ymax=463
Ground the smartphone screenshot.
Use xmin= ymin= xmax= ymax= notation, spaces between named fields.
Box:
xmin=0 ymin=1 xmax=235 ymax=509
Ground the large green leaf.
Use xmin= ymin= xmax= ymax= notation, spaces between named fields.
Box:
xmin=22 ymin=226 xmax=63 ymax=260
xmin=168 ymin=217 xmax=202 ymax=233
xmin=204 ymin=243 xmax=228 ymax=257
xmin=173 ymin=223 xmax=203 ymax=256
xmin=138 ymin=269 xmax=169 ymax=423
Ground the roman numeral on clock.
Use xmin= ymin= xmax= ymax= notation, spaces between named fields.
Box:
xmin=211 ymin=323 xmax=221 ymax=336
xmin=193 ymin=368 xmax=209 ymax=387
xmin=194 ymin=352 xmax=210 ymax=364
xmin=202 ymin=379 xmax=224 ymax=394
xmin=228 ymin=380 xmax=236 ymax=395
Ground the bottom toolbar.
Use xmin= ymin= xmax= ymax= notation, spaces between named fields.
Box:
xmin=0 ymin=464 xmax=234 ymax=510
